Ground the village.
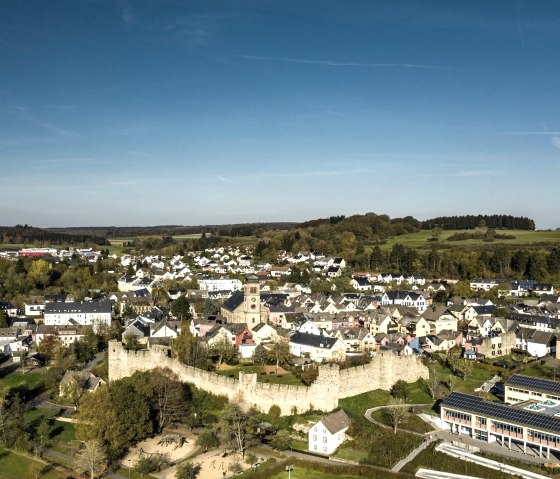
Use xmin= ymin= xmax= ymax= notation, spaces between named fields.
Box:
xmin=1 ymin=241 xmax=560 ymax=479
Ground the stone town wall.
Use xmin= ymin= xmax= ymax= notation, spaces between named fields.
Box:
xmin=108 ymin=341 xmax=428 ymax=414
xmin=337 ymin=353 xmax=429 ymax=398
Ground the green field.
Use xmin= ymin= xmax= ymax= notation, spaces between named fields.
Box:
xmin=381 ymin=229 xmax=560 ymax=250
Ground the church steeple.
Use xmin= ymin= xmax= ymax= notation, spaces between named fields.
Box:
xmin=243 ymin=274 xmax=261 ymax=325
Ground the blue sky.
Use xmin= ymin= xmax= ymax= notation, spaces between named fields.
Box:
xmin=1 ymin=0 xmax=559 ymax=228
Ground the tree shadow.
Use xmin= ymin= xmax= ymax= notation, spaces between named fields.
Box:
xmin=0 ymin=364 xmax=18 ymax=378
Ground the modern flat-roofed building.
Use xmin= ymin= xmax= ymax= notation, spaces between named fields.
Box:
xmin=505 ymin=374 xmax=560 ymax=404
xmin=441 ymin=391 xmax=560 ymax=459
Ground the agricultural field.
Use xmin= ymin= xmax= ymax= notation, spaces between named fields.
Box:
xmin=382 ymin=229 xmax=560 ymax=250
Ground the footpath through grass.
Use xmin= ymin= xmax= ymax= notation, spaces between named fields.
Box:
xmin=0 ymin=448 xmax=68 ymax=479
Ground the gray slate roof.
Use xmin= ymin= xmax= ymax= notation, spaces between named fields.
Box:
xmin=320 ymin=409 xmax=351 ymax=434
xmin=44 ymin=301 xmax=112 ymax=314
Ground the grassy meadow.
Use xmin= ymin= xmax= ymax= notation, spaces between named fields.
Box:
xmin=381 ymin=229 xmax=560 ymax=250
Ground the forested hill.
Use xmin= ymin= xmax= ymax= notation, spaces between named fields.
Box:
xmin=421 ymin=215 xmax=535 ymax=231
xmin=297 ymin=213 xmax=422 ymax=241
xmin=0 ymin=225 xmax=108 ymax=246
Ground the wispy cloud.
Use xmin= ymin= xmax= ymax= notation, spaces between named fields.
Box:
xmin=422 ymin=169 xmax=505 ymax=178
xmin=120 ymin=149 xmax=166 ymax=161
xmin=114 ymin=1 xmax=247 ymax=48
xmin=452 ymin=170 xmax=504 ymax=177
xmin=218 ymin=168 xmax=371 ymax=183
xmin=239 ymin=55 xmax=451 ymax=70
xmin=499 ymin=131 xmax=560 ymax=135
xmin=1 ymin=106 xmax=81 ymax=138
xmin=551 ymin=137 xmax=560 ymax=149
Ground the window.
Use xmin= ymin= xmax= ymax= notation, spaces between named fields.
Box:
xmin=323 ymin=447 xmax=327 ymax=453
xmin=313 ymin=435 xmax=317 ymax=441
xmin=323 ymin=437 xmax=328 ymax=443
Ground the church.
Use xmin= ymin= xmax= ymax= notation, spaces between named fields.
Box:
xmin=220 ymin=275 xmax=266 ymax=326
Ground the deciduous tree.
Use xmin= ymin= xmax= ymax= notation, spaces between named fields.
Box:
xmin=384 ymin=397 xmax=410 ymax=434
xmin=268 ymin=338 xmax=291 ymax=374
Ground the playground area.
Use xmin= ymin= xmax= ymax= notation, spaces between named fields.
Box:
xmin=123 ymin=430 xmax=198 ymax=466
xmin=157 ymin=447 xmax=260 ymax=479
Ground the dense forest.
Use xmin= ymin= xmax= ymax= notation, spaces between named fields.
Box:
xmin=0 ymin=225 xmax=108 ymax=246
xmin=298 ymin=213 xmax=422 ymax=240
xmin=421 ymin=215 xmax=535 ymax=231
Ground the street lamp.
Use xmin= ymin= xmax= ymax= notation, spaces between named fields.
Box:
xmin=285 ymin=464 xmax=294 ymax=479
xmin=128 ymin=459 xmax=131 ymax=479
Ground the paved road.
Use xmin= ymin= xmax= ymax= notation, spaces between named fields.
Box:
xmin=391 ymin=437 xmax=435 ymax=472
xmin=364 ymin=403 xmax=435 ymax=437
xmin=83 ymin=351 xmax=106 ymax=372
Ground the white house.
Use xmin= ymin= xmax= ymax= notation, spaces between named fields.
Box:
xmin=289 ymin=332 xmax=346 ymax=362
xmin=381 ymin=291 xmax=427 ymax=312
xmin=43 ymin=302 xmax=112 ymax=332
xmin=308 ymin=409 xmax=351 ymax=455
xmin=351 ymin=277 xmax=371 ymax=291
xmin=199 ymin=278 xmax=242 ymax=292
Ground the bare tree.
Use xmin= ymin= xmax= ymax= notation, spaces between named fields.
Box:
xmin=384 ymin=397 xmax=410 ymax=434
xmin=219 ymin=403 xmax=258 ymax=457
xmin=82 ymin=439 xmax=106 ymax=479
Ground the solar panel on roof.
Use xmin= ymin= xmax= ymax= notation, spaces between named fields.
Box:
xmin=442 ymin=392 xmax=560 ymax=434
xmin=507 ymin=374 xmax=560 ymax=395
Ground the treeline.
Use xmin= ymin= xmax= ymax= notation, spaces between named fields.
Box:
xmin=50 ymin=222 xmax=296 ymax=238
xmin=421 ymin=215 xmax=535 ymax=231
xmin=357 ymin=244 xmax=560 ymax=281
xmin=0 ymin=225 xmax=108 ymax=246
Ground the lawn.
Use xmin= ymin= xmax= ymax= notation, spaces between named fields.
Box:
xmin=338 ymin=390 xmax=392 ymax=421
xmin=370 ymin=409 xmax=433 ymax=434
xmin=0 ymin=369 xmax=43 ymax=390
xmin=0 ymin=367 xmax=44 ymax=399
xmin=479 ymin=452 xmax=560 ymax=478
xmin=339 ymin=384 xmax=434 ymax=424
xmin=113 ymin=467 xmax=158 ymax=479
xmin=269 ymin=468 xmax=378 ymax=479
xmin=0 ymin=448 xmax=69 ymax=479
xmin=401 ymin=443 xmax=538 ymax=479
xmin=241 ymin=459 xmax=404 ymax=479
xmin=215 ymin=364 xmax=304 ymax=386
xmin=24 ymin=407 xmax=76 ymax=444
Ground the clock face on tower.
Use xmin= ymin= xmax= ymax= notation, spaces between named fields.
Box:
xmin=251 ymin=297 xmax=257 ymax=302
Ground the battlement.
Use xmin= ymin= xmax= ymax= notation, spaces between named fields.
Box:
xmin=108 ymin=341 xmax=428 ymax=414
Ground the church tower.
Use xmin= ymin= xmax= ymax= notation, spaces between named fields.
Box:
xmin=243 ymin=274 xmax=261 ymax=326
